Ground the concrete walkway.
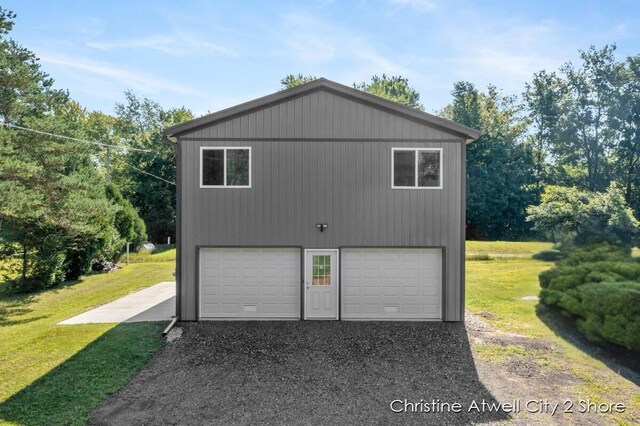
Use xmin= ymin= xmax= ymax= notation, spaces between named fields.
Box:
xmin=59 ymin=281 xmax=176 ymax=325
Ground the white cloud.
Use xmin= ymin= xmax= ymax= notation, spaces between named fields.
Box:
xmin=435 ymin=18 xmax=573 ymax=95
xmin=389 ymin=0 xmax=438 ymax=13
xmin=279 ymin=12 xmax=413 ymax=78
xmin=39 ymin=52 xmax=195 ymax=95
xmin=86 ymin=31 xmax=237 ymax=57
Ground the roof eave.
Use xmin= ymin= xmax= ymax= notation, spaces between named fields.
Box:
xmin=164 ymin=78 xmax=481 ymax=140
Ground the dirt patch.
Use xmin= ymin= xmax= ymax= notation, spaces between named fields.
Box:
xmin=466 ymin=310 xmax=638 ymax=425
xmin=465 ymin=310 xmax=559 ymax=352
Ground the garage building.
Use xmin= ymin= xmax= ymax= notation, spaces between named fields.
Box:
xmin=164 ymin=78 xmax=479 ymax=322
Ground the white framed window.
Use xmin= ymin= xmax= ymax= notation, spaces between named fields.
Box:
xmin=391 ymin=147 xmax=442 ymax=189
xmin=200 ymin=146 xmax=251 ymax=188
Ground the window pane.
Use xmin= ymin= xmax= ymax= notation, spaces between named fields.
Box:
xmin=202 ymin=149 xmax=224 ymax=186
xmin=227 ymin=149 xmax=249 ymax=186
xmin=418 ymin=150 xmax=440 ymax=187
xmin=312 ymin=255 xmax=331 ymax=285
xmin=393 ymin=150 xmax=415 ymax=187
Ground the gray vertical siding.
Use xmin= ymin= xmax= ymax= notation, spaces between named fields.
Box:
xmin=178 ymin=89 xmax=466 ymax=321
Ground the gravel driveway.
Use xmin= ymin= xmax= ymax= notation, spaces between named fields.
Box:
xmin=90 ymin=321 xmax=508 ymax=425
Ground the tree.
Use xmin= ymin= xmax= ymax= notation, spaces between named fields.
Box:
xmin=0 ymin=8 xmax=67 ymax=122
xmin=111 ymin=91 xmax=193 ymax=243
xmin=440 ymin=82 xmax=538 ymax=240
xmin=103 ymin=184 xmax=147 ymax=261
xmin=354 ymin=75 xmax=424 ymax=110
xmin=281 ymin=73 xmax=424 ymax=109
xmin=611 ymin=55 xmax=640 ymax=216
xmin=0 ymin=8 xmax=118 ymax=290
xmin=526 ymin=184 xmax=640 ymax=248
xmin=553 ymin=45 xmax=625 ymax=191
xmin=280 ymin=74 xmax=317 ymax=89
xmin=523 ymin=70 xmax=566 ymax=182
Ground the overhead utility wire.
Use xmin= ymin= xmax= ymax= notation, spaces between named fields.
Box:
xmin=2 ymin=121 xmax=175 ymax=186
xmin=0 ymin=121 xmax=151 ymax=152
xmin=114 ymin=158 xmax=176 ymax=186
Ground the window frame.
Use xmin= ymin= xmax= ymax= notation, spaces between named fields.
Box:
xmin=200 ymin=146 xmax=252 ymax=189
xmin=391 ymin=147 xmax=443 ymax=190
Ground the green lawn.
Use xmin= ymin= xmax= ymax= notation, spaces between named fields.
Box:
xmin=0 ymin=258 xmax=174 ymax=426
xmin=466 ymin=240 xmax=553 ymax=258
xmin=466 ymin=243 xmax=640 ymax=424
xmin=125 ymin=244 xmax=176 ymax=264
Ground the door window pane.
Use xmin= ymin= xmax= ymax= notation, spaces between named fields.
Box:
xmin=227 ymin=149 xmax=250 ymax=186
xmin=418 ymin=150 xmax=440 ymax=187
xmin=312 ymin=255 xmax=331 ymax=286
xmin=393 ymin=150 xmax=415 ymax=187
xmin=202 ymin=149 xmax=224 ymax=186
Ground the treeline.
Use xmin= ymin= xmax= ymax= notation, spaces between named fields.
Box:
xmin=2 ymin=1 xmax=638 ymax=292
xmin=442 ymin=45 xmax=640 ymax=240
xmin=0 ymin=8 xmax=186 ymax=291
xmin=285 ymin=53 xmax=640 ymax=241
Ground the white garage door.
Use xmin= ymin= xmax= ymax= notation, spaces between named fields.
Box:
xmin=341 ymin=248 xmax=442 ymax=320
xmin=199 ymin=248 xmax=300 ymax=319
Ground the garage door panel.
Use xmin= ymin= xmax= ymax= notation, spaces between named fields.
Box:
xmin=341 ymin=248 xmax=442 ymax=320
xmin=199 ymin=248 xmax=300 ymax=319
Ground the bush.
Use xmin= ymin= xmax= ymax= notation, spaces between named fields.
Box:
xmin=6 ymin=226 xmax=67 ymax=292
xmin=533 ymin=249 xmax=563 ymax=262
xmin=575 ymin=282 xmax=640 ymax=350
xmin=557 ymin=243 xmax=631 ymax=266
xmin=101 ymin=184 xmax=147 ymax=262
xmin=539 ymin=243 xmax=640 ymax=351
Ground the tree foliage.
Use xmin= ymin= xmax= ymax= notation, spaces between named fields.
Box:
xmin=0 ymin=8 xmax=143 ymax=291
xmin=354 ymin=74 xmax=424 ymax=110
xmin=281 ymin=73 xmax=424 ymax=109
xmin=441 ymin=83 xmax=537 ymax=240
xmin=110 ymin=91 xmax=193 ymax=243
xmin=280 ymin=74 xmax=317 ymax=89
xmin=526 ymin=184 xmax=640 ymax=248
xmin=524 ymin=46 xmax=640 ymax=217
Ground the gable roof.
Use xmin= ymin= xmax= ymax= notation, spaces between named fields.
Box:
xmin=164 ymin=77 xmax=480 ymax=140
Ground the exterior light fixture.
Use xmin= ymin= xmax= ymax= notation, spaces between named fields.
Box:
xmin=316 ymin=223 xmax=328 ymax=232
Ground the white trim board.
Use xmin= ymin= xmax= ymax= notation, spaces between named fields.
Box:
xmin=391 ymin=147 xmax=443 ymax=189
xmin=200 ymin=146 xmax=252 ymax=189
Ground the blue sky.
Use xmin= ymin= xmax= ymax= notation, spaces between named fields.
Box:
xmin=5 ymin=0 xmax=640 ymax=116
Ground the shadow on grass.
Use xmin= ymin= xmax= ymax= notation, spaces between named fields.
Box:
xmin=91 ymin=321 xmax=509 ymax=425
xmin=0 ymin=292 xmax=39 ymax=327
xmin=151 ymin=244 xmax=175 ymax=254
xmin=536 ymin=304 xmax=640 ymax=386
xmin=0 ymin=278 xmax=88 ymax=326
xmin=0 ymin=322 xmax=166 ymax=426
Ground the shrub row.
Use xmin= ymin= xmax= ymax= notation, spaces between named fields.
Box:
xmin=539 ymin=243 xmax=640 ymax=350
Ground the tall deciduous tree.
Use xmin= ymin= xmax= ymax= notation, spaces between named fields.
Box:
xmin=523 ymin=70 xmax=566 ymax=182
xmin=441 ymin=82 xmax=537 ymax=240
xmin=554 ymin=45 xmax=625 ymax=191
xmin=112 ymin=91 xmax=193 ymax=243
xmin=612 ymin=55 xmax=640 ymax=216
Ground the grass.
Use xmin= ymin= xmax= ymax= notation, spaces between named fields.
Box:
xmin=466 ymin=240 xmax=553 ymax=258
xmin=124 ymin=244 xmax=176 ymax=263
xmin=0 ymin=260 xmax=174 ymax=425
xmin=466 ymin=241 xmax=640 ymax=424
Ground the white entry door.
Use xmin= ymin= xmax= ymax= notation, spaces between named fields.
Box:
xmin=304 ymin=250 xmax=338 ymax=320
